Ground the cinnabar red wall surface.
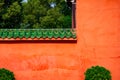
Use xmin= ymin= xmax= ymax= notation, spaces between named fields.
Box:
xmin=0 ymin=0 xmax=120 ymax=80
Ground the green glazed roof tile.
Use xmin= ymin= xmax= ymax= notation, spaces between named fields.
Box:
xmin=59 ymin=31 xmax=66 ymax=38
xmin=42 ymin=31 xmax=48 ymax=38
xmin=2 ymin=30 xmax=8 ymax=39
xmin=54 ymin=31 xmax=59 ymax=38
xmin=36 ymin=31 xmax=42 ymax=38
xmin=19 ymin=31 xmax=25 ymax=39
xmin=66 ymin=31 xmax=72 ymax=38
xmin=47 ymin=31 xmax=53 ymax=38
xmin=0 ymin=29 xmax=77 ymax=40
xmin=13 ymin=30 xmax=19 ymax=38
xmin=8 ymin=31 xmax=14 ymax=39
xmin=25 ymin=31 xmax=31 ymax=39
xmin=31 ymin=31 xmax=36 ymax=39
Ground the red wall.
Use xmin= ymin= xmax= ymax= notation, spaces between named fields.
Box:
xmin=0 ymin=0 xmax=120 ymax=80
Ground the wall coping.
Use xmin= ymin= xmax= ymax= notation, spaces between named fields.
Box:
xmin=0 ymin=29 xmax=77 ymax=41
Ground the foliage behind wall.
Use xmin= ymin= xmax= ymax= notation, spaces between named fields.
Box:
xmin=0 ymin=0 xmax=71 ymax=29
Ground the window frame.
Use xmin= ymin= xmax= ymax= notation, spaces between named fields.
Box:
xmin=71 ymin=0 xmax=76 ymax=28
xmin=0 ymin=0 xmax=77 ymax=41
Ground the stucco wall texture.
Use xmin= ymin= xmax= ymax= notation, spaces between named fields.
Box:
xmin=0 ymin=0 xmax=120 ymax=80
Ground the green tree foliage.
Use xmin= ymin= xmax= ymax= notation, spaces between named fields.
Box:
xmin=0 ymin=0 xmax=22 ymax=28
xmin=0 ymin=0 xmax=71 ymax=29
xmin=0 ymin=68 xmax=15 ymax=80
xmin=84 ymin=66 xmax=111 ymax=80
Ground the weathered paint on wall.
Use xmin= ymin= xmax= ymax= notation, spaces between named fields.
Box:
xmin=0 ymin=0 xmax=120 ymax=80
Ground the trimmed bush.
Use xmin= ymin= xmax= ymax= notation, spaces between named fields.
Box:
xmin=0 ymin=68 xmax=15 ymax=80
xmin=84 ymin=65 xmax=111 ymax=80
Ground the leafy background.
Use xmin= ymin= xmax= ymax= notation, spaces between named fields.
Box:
xmin=0 ymin=0 xmax=71 ymax=29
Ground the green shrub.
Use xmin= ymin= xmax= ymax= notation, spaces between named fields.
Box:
xmin=0 ymin=68 xmax=15 ymax=80
xmin=84 ymin=65 xmax=111 ymax=80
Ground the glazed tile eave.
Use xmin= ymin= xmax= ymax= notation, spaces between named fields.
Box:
xmin=0 ymin=29 xmax=77 ymax=40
